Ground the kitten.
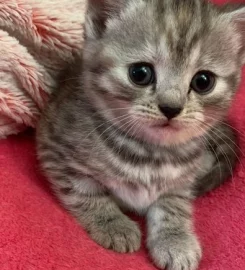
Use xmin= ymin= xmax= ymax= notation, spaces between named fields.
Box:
xmin=36 ymin=0 xmax=245 ymax=269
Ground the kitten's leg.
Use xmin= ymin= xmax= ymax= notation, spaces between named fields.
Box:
xmin=147 ymin=192 xmax=201 ymax=270
xmin=56 ymin=177 xmax=141 ymax=253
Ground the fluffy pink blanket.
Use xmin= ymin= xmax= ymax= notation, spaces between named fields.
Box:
xmin=0 ymin=0 xmax=86 ymax=138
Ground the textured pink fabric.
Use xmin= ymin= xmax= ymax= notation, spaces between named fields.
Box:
xmin=0 ymin=0 xmax=85 ymax=138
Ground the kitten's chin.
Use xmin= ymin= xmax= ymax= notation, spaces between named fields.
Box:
xmin=133 ymin=122 xmax=203 ymax=146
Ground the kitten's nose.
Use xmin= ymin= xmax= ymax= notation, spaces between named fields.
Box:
xmin=158 ymin=105 xmax=182 ymax=120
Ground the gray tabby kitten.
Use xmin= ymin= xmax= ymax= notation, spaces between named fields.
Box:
xmin=37 ymin=0 xmax=245 ymax=269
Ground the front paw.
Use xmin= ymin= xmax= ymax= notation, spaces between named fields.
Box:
xmin=90 ymin=215 xmax=141 ymax=253
xmin=148 ymin=232 xmax=202 ymax=270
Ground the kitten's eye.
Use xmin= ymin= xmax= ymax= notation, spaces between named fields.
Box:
xmin=129 ymin=63 xmax=155 ymax=86
xmin=191 ymin=71 xmax=216 ymax=94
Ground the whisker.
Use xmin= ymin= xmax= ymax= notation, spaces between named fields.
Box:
xmin=204 ymin=114 xmax=244 ymax=138
xmin=192 ymin=124 xmax=236 ymax=190
xmin=91 ymin=107 xmax=129 ymax=115
xmin=60 ymin=76 xmax=82 ymax=83
xmin=194 ymin=118 xmax=244 ymax=174
xmin=208 ymin=130 xmax=235 ymax=184
xmin=186 ymin=111 xmax=244 ymax=137
xmin=183 ymin=118 xmax=240 ymax=186
xmin=96 ymin=116 xmax=136 ymax=154
xmin=84 ymin=114 xmax=132 ymax=142
xmin=115 ymin=118 xmax=139 ymax=158
xmin=129 ymin=120 xmax=143 ymax=164
xmin=86 ymin=117 xmax=135 ymax=163
xmin=185 ymin=114 xmax=244 ymax=159
xmin=70 ymin=114 xmax=133 ymax=158
xmin=194 ymin=125 xmax=222 ymax=181
xmin=201 ymin=121 xmax=243 ymax=165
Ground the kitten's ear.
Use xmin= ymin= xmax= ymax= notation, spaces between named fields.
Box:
xmin=225 ymin=6 xmax=245 ymax=65
xmin=85 ymin=0 xmax=128 ymax=40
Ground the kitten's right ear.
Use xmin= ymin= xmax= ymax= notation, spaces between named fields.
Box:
xmin=85 ymin=0 xmax=128 ymax=40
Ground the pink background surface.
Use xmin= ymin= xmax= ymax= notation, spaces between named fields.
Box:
xmin=0 ymin=1 xmax=245 ymax=269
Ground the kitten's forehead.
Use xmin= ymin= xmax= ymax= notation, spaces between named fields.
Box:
xmin=105 ymin=0 xmax=214 ymax=65
xmin=103 ymin=0 xmax=241 ymax=78
xmin=155 ymin=3 xmax=201 ymax=41
xmin=155 ymin=0 xmax=209 ymax=63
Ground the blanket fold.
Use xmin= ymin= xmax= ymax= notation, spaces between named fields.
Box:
xmin=0 ymin=0 xmax=85 ymax=138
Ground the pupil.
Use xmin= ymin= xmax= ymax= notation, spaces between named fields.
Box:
xmin=133 ymin=67 xmax=148 ymax=82
xmin=191 ymin=70 xmax=215 ymax=94
xmin=197 ymin=74 xmax=210 ymax=90
xmin=129 ymin=63 xmax=155 ymax=86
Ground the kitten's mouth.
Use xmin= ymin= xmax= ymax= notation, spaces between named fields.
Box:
xmin=162 ymin=122 xmax=176 ymax=129
xmin=154 ymin=121 xmax=181 ymax=131
xmin=138 ymin=121 xmax=182 ymax=141
xmin=130 ymin=118 xmax=190 ymax=146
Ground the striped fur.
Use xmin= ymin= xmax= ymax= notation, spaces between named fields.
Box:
xmin=37 ymin=1 xmax=244 ymax=269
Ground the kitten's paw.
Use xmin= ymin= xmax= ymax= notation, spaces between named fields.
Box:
xmin=148 ymin=233 xmax=202 ymax=270
xmin=90 ymin=215 xmax=141 ymax=253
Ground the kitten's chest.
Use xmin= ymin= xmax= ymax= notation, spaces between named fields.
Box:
xmin=105 ymin=163 xmax=193 ymax=214
xmin=110 ymin=181 xmax=162 ymax=214
xmin=94 ymin=139 xmax=204 ymax=213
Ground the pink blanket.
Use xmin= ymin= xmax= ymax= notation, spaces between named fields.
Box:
xmin=0 ymin=0 xmax=85 ymax=138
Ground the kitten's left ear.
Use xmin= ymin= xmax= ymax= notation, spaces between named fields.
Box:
xmin=85 ymin=0 xmax=129 ymax=40
xmin=225 ymin=6 xmax=245 ymax=65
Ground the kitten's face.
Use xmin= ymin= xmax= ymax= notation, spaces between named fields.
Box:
xmin=83 ymin=0 xmax=245 ymax=146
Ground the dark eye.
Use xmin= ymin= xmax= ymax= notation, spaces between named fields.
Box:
xmin=190 ymin=71 xmax=216 ymax=94
xmin=129 ymin=63 xmax=155 ymax=86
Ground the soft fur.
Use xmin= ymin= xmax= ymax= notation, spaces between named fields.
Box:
xmin=0 ymin=0 xmax=85 ymax=138
xmin=37 ymin=1 xmax=245 ymax=270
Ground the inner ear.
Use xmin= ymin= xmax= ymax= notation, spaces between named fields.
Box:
xmin=222 ymin=5 xmax=245 ymax=65
xmin=233 ymin=8 xmax=245 ymax=64
xmin=85 ymin=0 xmax=128 ymax=40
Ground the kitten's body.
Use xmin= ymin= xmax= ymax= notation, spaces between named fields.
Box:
xmin=37 ymin=1 xmax=244 ymax=269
